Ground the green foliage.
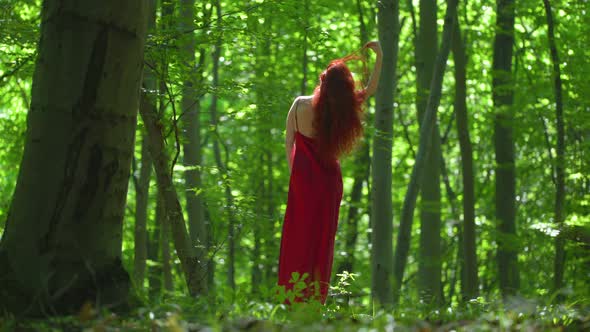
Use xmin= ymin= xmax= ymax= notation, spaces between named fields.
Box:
xmin=0 ymin=0 xmax=589 ymax=326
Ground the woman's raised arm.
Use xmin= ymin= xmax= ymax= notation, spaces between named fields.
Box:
xmin=362 ymin=41 xmax=383 ymax=98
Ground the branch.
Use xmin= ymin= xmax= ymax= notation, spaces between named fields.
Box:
xmin=0 ymin=53 xmax=35 ymax=86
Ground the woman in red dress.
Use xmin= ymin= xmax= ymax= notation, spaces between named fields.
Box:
xmin=278 ymin=41 xmax=383 ymax=304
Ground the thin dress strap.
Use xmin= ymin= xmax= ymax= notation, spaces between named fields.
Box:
xmin=294 ymin=99 xmax=300 ymax=132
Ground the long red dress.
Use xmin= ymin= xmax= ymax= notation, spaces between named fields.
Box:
xmin=277 ymin=120 xmax=343 ymax=304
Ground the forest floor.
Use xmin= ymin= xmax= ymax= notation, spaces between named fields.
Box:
xmin=1 ymin=297 xmax=589 ymax=332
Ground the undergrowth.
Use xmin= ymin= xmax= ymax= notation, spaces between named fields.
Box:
xmin=1 ymin=273 xmax=588 ymax=331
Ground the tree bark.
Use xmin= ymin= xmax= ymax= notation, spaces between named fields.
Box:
xmin=179 ymin=0 xmax=208 ymax=296
xmin=492 ymin=0 xmax=519 ymax=297
xmin=300 ymin=0 xmax=310 ymax=95
xmin=249 ymin=31 xmax=276 ymax=289
xmin=159 ymin=192 xmax=174 ymax=293
xmin=133 ymin=135 xmax=152 ymax=292
xmin=371 ymin=0 xmax=399 ymax=307
xmin=541 ymin=0 xmax=566 ymax=296
xmin=415 ymin=0 xmax=443 ymax=304
xmin=148 ymin=192 xmax=162 ymax=297
xmin=133 ymin=0 xmax=157 ymax=295
xmin=393 ymin=0 xmax=458 ymax=305
xmin=209 ymin=0 xmax=238 ymax=294
xmin=139 ymin=90 xmax=201 ymax=296
xmin=338 ymin=141 xmax=370 ymax=276
xmin=337 ymin=0 xmax=371 ymax=279
xmin=451 ymin=16 xmax=478 ymax=300
xmin=0 ymin=0 xmax=149 ymax=315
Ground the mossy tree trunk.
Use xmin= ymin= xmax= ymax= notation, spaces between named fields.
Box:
xmin=0 ymin=0 xmax=149 ymax=315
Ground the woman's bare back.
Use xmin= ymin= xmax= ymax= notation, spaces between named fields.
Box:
xmin=293 ymin=96 xmax=315 ymax=138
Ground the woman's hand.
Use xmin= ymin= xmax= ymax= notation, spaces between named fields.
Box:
xmin=363 ymin=41 xmax=382 ymax=55
xmin=362 ymin=41 xmax=383 ymax=97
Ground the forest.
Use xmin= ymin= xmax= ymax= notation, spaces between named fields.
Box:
xmin=0 ymin=0 xmax=589 ymax=330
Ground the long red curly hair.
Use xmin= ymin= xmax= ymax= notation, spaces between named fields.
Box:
xmin=312 ymin=58 xmax=366 ymax=165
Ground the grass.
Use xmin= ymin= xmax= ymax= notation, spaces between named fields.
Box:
xmin=1 ymin=294 xmax=588 ymax=332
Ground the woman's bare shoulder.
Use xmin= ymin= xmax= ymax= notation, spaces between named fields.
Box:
xmin=295 ymin=95 xmax=313 ymax=108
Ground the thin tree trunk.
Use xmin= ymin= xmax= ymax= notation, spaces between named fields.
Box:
xmin=250 ymin=20 xmax=275 ymax=290
xmin=263 ymin=14 xmax=276 ymax=290
xmin=371 ymin=0 xmax=399 ymax=307
xmin=209 ymin=0 xmax=237 ymax=294
xmin=393 ymin=0 xmax=458 ymax=305
xmin=134 ymin=0 xmax=157 ymax=295
xmin=439 ymin=153 xmax=459 ymax=304
xmin=251 ymin=173 xmax=263 ymax=294
xmin=148 ymin=192 xmax=163 ymax=297
xmin=0 ymin=0 xmax=149 ymax=315
xmin=338 ymin=142 xmax=370 ymax=275
xmin=415 ymin=0 xmax=443 ymax=304
xmin=542 ymin=0 xmax=566 ymax=296
xmin=300 ymin=0 xmax=309 ymax=95
xmin=133 ymin=136 xmax=152 ymax=291
xmin=179 ymin=0 xmax=208 ymax=295
xmin=139 ymin=90 xmax=200 ymax=296
xmin=492 ymin=0 xmax=519 ymax=297
xmin=451 ymin=16 xmax=478 ymax=300
xmin=337 ymin=0 xmax=371 ymax=279
xmin=159 ymin=191 xmax=174 ymax=292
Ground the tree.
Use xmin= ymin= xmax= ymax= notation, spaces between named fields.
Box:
xmin=415 ymin=0 xmax=443 ymax=303
xmin=451 ymin=15 xmax=478 ymax=300
xmin=133 ymin=135 xmax=152 ymax=291
xmin=133 ymin=0 xmax=157 ymax=295
xmin=179 ymin=0 xmax=209 ymax=296
xmin=139 ymin=90 xmax=201 ymax=296
xmin=208 ymin=0 xmax=239 ymax=294
xmin=371 ymin=0 xmax=399 ymax=307
xmin=541 ymin=0 xmax=566 ymax=296
xmin=492 ymin=0 xmax=519 ymax=297
xmin=0 ymin=0 xmax=149 ymax=314
xmin=251 ymin=3 xmax=276 ymax=294
xmin=394 ymin=0 xmax=458 ymax=305
xmin=337 ymin=0 xmax=372 ymax=280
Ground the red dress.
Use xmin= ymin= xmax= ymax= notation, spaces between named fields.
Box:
xmin=277 ymin=128 xmax=343 ymax=304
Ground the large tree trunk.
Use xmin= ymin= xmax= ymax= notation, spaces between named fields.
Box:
xmin=0 ymin=0 xmax=148 ymax=315
xmin=371 ymin=0 xmax=399 ymax=307
xmin=492 ymin=0 xmax=519 ymax=297
xmin=451 ymin=16 xmax=478 ymax=300
xmin=179 ymin=0 xmax=208 ymax=296
xmin=541 ymin=0 xmax=566 ymax=296
xmin=415 ymin=0 xmax=443 ymax=304
xmin=393 ymin=0 xmax=458 ymax=305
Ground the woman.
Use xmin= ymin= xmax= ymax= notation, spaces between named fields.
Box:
xmin=278 ymin=41 xmax=383 ymax=304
